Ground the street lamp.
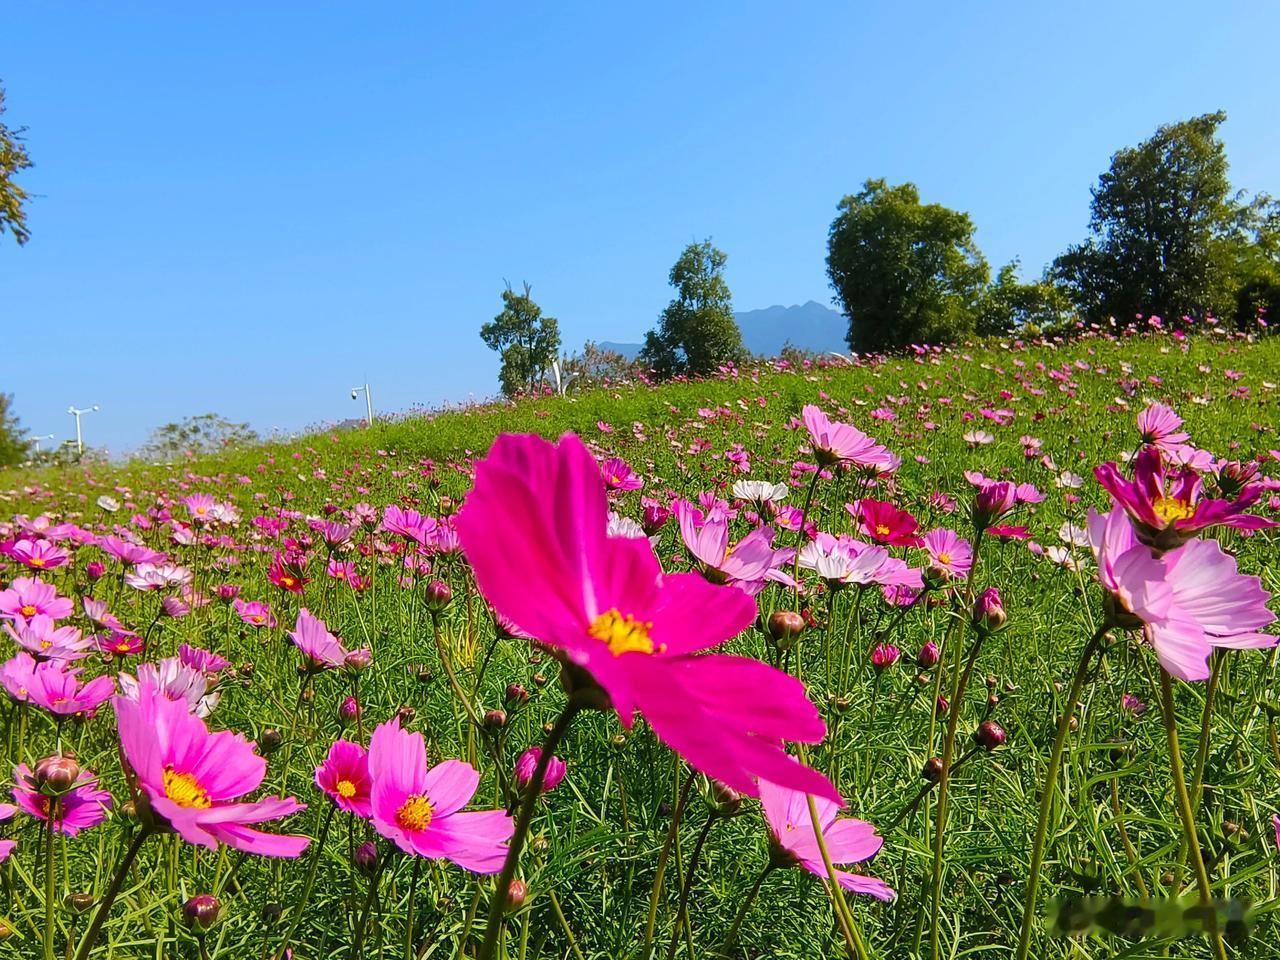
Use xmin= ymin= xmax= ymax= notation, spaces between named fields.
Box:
xmin=350 ymin=384 xmax=373 ymax=427
xmin=66 ymin=405 xmax=99 ymax=456
xmin=31 ymin=433 xmax=55 ymax=453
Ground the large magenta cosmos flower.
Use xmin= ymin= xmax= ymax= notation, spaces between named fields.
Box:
xmin=0 ymin=578 xmax=73 ymax=621
xmin=1086 ymin=506 xmax=1276 ymax=681
xmin=1095 ymin=447 xmax=1276 ymax=551
xmin=367 ymin=718 xmax=512 ymax=872
xmin=113 ymin=685 xmax=309 ymax=856
xmin=759 ymin=779 xmax=894 ymax=901
xmin=849 ymin=499 xmax=924 ymax=547
xmin=457 ymin=432 xmax=837 ymax=802
xmin=315 ymin=739 xmax=372 ymax=817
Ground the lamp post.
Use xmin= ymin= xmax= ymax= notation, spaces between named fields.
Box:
xmin=31 ymin=433 xmax=55 ymax=454
xmin=351 ymin=384 xmax=373 ymax=427
xmin=66 ymin=405 xmax=99 ymax=456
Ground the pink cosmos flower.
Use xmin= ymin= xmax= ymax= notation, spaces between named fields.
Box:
xmin=0 ymin=578 xmax=73 ymax=621
xmin=12 ymin=764 xmax=112 ymax=836
xmin=367 ymin=718 xmax=512 ymax=872
xmin=178 ymin=644 xmax=230 ymax=678
xmin=457 ymin=432 xmax=837 ymax=802
xmin=601 ymin=457 xmax=643 ymax=492
xmin=513 ymin=747 xmax=566 ymax=794
xmin=97 ymin=536 xmax=166 ymax=566
xmin=233 ymin=598 xmax=276 ymax=628
xmin=382 ymin=505 xmax=437 ymax=546
xmin=3 ymin=615 xmax=93 ymax=661
xmin=82 ymin=597 xmax=134 ymax=636
xmin=97 ymin=632 xmax=144 ymax=657
xmin=0 ymin=803 xmax=14 ymax=862
xmin=674 ymin=501 xmax=794 ymax=595
xmin=0 ymin=652 xmax=37 ymax=702
xmin=9 ymin=539 xmax=69 ymax=571
xmin=124 ymin=561 xmax=193 ymax=591
xmin=798 ymin=534 xmax=923 ymax=590
xmin=118 ymin=658 xmax=221 ymax=717
xmin=183 ymin=493 xmax=218 ymax=521
xmin=267 ymin=552 xmax=310 ymax=594
xmin=922 ymin=528 xmax=973 ymax=580
xmin=315 ymin=739 xmax=372 ymax=817
xmin=801 ymin=406 xmax=897 ymax=472
xmin=1136 ymin=402 xmax=1190 ymax=452
xmin=850 ymin=499 xmax=924 ymax=547
xmin=1086 ymin=506 xmax=1276 ymax=681
xmin=759 ymin=779 xmax=894 ymax=901
xmin=113 ymin=684 xmax=309 ymax=856
xmin=289 ymin=609 xmax=366 ymax=670
xmin=24 ymin=661 xmax=114 ymax=716
xmin=1095 ymin=447 xmax=1276 ymax=551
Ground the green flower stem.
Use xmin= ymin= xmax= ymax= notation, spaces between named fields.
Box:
xmin=273 ymin=803 xmax=336 ymax=960
xmin=1159 ymin=668 xmax=1229 ymax=960
xmin=643 ymin=769 xmax=696 ymax=948
xmin=806 ymin=794 xmax=869 ymax=960
xmin=73 ymin=827 xmax=151 ymax=960
xmin=716 ymin=865 xmax=773 ymax=958
xmin=1013 ymin=623 xmax=1107 ymax=960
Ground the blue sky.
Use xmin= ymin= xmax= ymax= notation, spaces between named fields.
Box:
xmin=3 ymin=3 xmax=1278 ymax=454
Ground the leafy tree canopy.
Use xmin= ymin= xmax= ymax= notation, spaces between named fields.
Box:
xmin=0 ymin=82 xmax=33 ymax=246
xmin=141 ymin=413 xmax=259 ymax=462
xmin=479 ymin=284 xmax=561 ymax=397
xmin=0 ymin=393 xmax=32 ymax=468
xmin=640 ymin=240 xmax=745 ymax=377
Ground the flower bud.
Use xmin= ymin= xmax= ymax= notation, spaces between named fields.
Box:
xmin=935 ymin=695 xmax=950 ymax=716
xmin=767 ymin=610 xmax=805 ymax=650
xmin=922 ymin=757 xmax=944 ymax=782
xmin=973 ymin=720 xmax=1006 ymax=751
xmin=971 ymin=481 xmax=1017 ymax=530
xmin=642 ymin=503 xmax=671 ymax=536
xmin=395 ymin=705 xmax=416 ymax=724
xmin=344 ymin=648 xmax=372 ymax=672
xmin=916 ymin=641 xmax=940 ymax=669
xmin=85 ymin=561 xmax=106 ymax=581
xmin=483 ymin=709 xmax=507 ymax=729
xmin=0 ymin=919 xmax=13 ymax=940
xmin=182 ymin=894 xmax=221 ymax=931
xmin=354 ymin=841 xmax=379 ymax=876
xmin=871 ymin=643 xmax=900 ymax=672
xmin=504 ymin=880 xmax=527 ymax=913
xmin=215 ymin=583 xmax=241 ymax=602
xmin=338 ymin=695 xmax=361 ymax=725
xmin=513 ymin=747 xmax=566 ymax=794
xmin=63 ymin=892 xmax=95 ymax=915
xmin=971 ymin=588 xmax=1007 ymax=634
xmin=425 ymin=580 xmax=452 ymax=611
xmin=504 ymin=683 xmax=529 ymax=707
xmin=34 ymin=755 xmax=80 ymax=794
xmin=257 ymin=729 xmax=283 ymax=755
xmin=705 ymin=779 xmax=743 ymax=817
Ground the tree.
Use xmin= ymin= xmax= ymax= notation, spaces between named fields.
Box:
xmin=1052 ymin=112 xmax=1243 ymax=322
xmin=826 ymin=179 xmax=989 ymax=352
xmin=559 ymin=341 xmax=635 ymax=390
xmin=0 ymin=393 xmax=32 ymax=468
xmin=140 ymin=413 xmax=259 ymax=462
xmin=639 ymin=240 xmax=744 ymax=377
xmin=479 ymin=284 xmax=561 ymax=397
xmin=0 ymin=82 xmax=33 ymax=245
xmin=977 ymin=261 xmax=1074 ymax=336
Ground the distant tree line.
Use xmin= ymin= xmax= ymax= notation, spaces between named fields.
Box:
xmin=479 ymin=110 xmax=1279 ymax=393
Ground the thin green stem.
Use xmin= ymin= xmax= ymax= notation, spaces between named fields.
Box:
xmin=547 ymin=890 xmax=586 ymax=960
xmin=1159 ymin=668 xmax=1229 ymax=960
xmin=1190 ymin=650 xmax=1224 ymax=816
xmin=273 ymin=804 xmax=335 ymax=960
xmin=44 ymin=819 xmax=57 ymax=960
xmin=806 ymin=794 xmax=867 ymax=960
xmin=477 ymin=702 xmax=580 ymax=960
xmin=1014 ymin=624 xmax=1107 ymax=960
xmin=73 ymin=828 xmax=150 ymax=960
xmin=716 ymin=865 xmax=773 ymax=958
xmin=664 ymin=816 xmax=716 ymax=960
xmin=643 ymin=770 xmax=696 ymax=947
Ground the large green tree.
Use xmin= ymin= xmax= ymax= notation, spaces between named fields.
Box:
xmin=0 ymin=393 xmax=32 ymax=468
xmin=480 ymin=284 xmax=561 ymax=397
xmin=977 ymin=261 xmax=1074 ymax=336
xmin=1052 ymin=112 xmax=1245 ymax=322
xmin=640 ymin=240 xmax=744 ymax=377
xmin=826 ymin=179 xmax=989 ymax=352
xmin=0 ymin=82 xmax=33 ymax=245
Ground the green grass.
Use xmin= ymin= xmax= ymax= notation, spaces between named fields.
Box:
xmin=2 ymin=328 xmax=1280 ymax=959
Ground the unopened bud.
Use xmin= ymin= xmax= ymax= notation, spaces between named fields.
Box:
xmin=338 ymin=695 xmax=361 ymax=725
xmin=483 ymin=709 xmax=507 ymax=729
xmin=425 ymin=580 xmax=452 ymax=611
xmin=504 ymin=683 xmax=529 ymax=707
xmin=182 ymin=894 xmax=221 ymax=931
xmin=258 ymin=729 xmax=283 ymax=754
xmin=34 ymin=755 xmax=80 ymax=794
xmin=973 ymin=720 xmax=1006 ymax=751
xmin=767 ymin=610 xmax=805 ymax=650
xmin=916 ymin=641 xmax=940 ymax=669
xmin=354 ymin=841 xmax=379 ymax=876
xmin=63 ymin=892 xmax=95 ymax=915
xmin=922 ymin=757 xmax=944 ymax=782
xmin=871 ymin=643 xmax=900 ymax=671
xmin=972 ymin=588 xmax=1007 ymax=634
xmin=504 ymin=880 xmax=527 ymax=912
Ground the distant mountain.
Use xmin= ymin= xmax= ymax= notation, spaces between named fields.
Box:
xmin=597 ymin=301 xmax=847 ymax=361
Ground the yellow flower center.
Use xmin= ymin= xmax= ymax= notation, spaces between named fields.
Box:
xmin=336 ymin=779 xmax=357 ymax=799
xmin=116 ymin=641 xmax=132 ymax=652
xmin=39 ymin=639 xmax=52 ymax=650
xmin=396 ymin=794 xmax=433 ymax=831
xmin=29 ymin=558 xmax=46 ymax=568
xmin=280 ymin=576 xmax=296 ymax=588
xmin=937 ymin=552 xmax=952 ymax=565
xmin=251 ymin=615 xmax=264 ymax=624
xmin=196 ymin=507 xmax=207 ymax=515
xmin=1152 ymin=495 xmax=1194 ymax=524
xmin=20 ymin=604 xmax=37 ymax=617
xmin=875 ymin=524 xmax=892 ymax=538
xmin=588 ymin=609 xmax=660 ymax=656
xmin=163 ymin=767 xmax=212 ymax=809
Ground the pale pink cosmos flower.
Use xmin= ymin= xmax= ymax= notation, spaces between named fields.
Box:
xmin=233 ymin=598 xmax=276 ymax=628
xmin=1086 ymin=506 xmax=1276 ymax=681
xmin=1136 ymin=402 xmax=1190 ymax=452
xmin=118 ymin=658 xmax=221 ymax=717
xmin=0 ymin=652 xmax=37 ymax=702
xmin=923 ymin=528 xmax=973 ymax=580
xmin=97 ymin=536 xmax=166 ymax=566
xmin=3 ymin=615 xmax=93 ymax=662
xmin=0 ymin=578 xmax=73 ymax=621
xmin=82 ymin=597 xmax=135 ymax=636
xmin=289 ymin=609 xmax=366 ymax=670
xmin=674 ymin=501 xmax=794 ymax=595
xmin=802 ymin=405 xmax=897 ymax=472
xmin=9 ymin=539 xmax=69 ymax=571
xmin=24 ymin=661 xmax=114 ymax=717
xmin=759 ymin=779 xmax=894 ymax=901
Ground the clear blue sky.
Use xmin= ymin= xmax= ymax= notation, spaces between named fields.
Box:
xmin=3 ymin=2 xmax=1278 ymax=454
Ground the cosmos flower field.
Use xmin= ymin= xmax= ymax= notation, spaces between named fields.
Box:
xmin=3 ymin=326 xmax=1280 ymax=959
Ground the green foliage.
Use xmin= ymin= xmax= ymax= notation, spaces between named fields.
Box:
xmin=977 ymin=261 xmax=1075 ymax=336
xmin=480 ymin=283 xmax=562 ymax=397
xmin=0 ymin=392 xmax=31 ymax=467
xmin=0 ymin=82 xmax=32 ymax=246
xmin=140 ymin=412 xmax=259 ymax=462
xmin=559 ymin=341 xmax=635 ymax=390
xmin=639 ymin=240 xmax=745 ymax=377
xmin=826 ymin=179 xmax=989 ymax=352
xmin=1052 ymin=112 xmax=1245 ymax=322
